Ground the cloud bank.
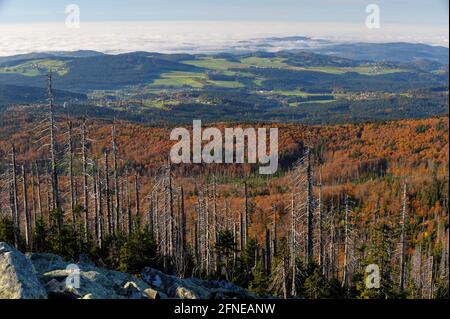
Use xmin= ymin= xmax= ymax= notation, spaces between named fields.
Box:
xmin=0 ymin=21 xmax=448 ymax=56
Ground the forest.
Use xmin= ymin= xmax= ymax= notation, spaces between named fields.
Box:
xmin=0 ymin=75 xmax=448 ymax=299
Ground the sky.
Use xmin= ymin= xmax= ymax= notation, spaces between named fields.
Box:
xmin=0 ymin=0 xmax=448 ymax=56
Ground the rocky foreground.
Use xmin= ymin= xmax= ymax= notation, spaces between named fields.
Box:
xmin=0 ymin=242 xmax=255 ymax=299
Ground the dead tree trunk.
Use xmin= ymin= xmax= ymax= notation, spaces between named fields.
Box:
xmin=342 ymin=195 xmax=350 ymax=288
xmin=125 ymin=170 xmax=132 ymax=235
xmin=244 ymin=182 xmax=249 ymax=247
xmin=34 ymin=161 xmax=43 ymax=220
xmin=265 ymin=227 xmax=271 ymax=275
xmin=81 ymin=122 xmax=89 ymax=240
xmin=112 ymin=125 xmax=120 ymax=234
xmin=399 ymin=180 xmax=408 ymax=292
xmin=92 ymin=169 xmax=98 ymax=240
xmin=318 ymin=169 xmax=324 ymax=272
xmin=134 ymin=174 xmax=140 ymax=230
xmin=166 ymin=162 xmax=174 ymax=258
xmin=47 ymin=73 xmax=60 ymax=221
xmin=96 ymin=164 xmax=103 ymax=248
xmin=30 ymin=164 xmax=37 ymax=230
xmin=180 ymin=186 xmax=187 ymax=276
xmin=11 ymin=144 xmax=20 ymax=248
xmin=22 ymin=165 xmax=31 ymax=248
xmin=67 ymin=120 xmax=76 ymax=228
xmin=328 ymin=201 xmax=336 ymax=279
xmin=305 ymin=148 xmax=314 ymax=263
xmin=290 ymin=193 xmax=297 ymax=296
xmin=104 ymin=150 xmax=112 ymax=236
xmin=272 ymin=205 xmax=277 ymax=259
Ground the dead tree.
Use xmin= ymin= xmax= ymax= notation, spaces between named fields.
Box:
xmin=47 ymin=73 xmax=61 ymax=219
xmin=81 ymin=121 xmax=89 ymax=240
xmin=134 ymin=173 xmax=140 ymax=230
xmin=328 ymin=201 xmax=336 ymax=279
xmin=291 ymin=148 xmax=315 ymax=265
xmin=33 ymin=161 xmax=43 ymax=220
xmin=271 ymin=205 xmax=277 ymax=260
xmin=166 ymin=162 xmax=174 ymax=257
xmin=317 ymin=169 xmax=324 ymax=272
xmin=180 ymin=186 xmax=187 ymax=276
xmin=112 ymin=125 xmax=120 ymax=234
xmin=399 ymin=180 xmax=408 ymax=292
xmin=305 ymin=148 xmax=314 ymax=263
xmin=243 ymin=182 xmax=249 ymax=247
xmin=93 ymin=164 xmax=99 ymax=242
xmin=22 ymin=165 xmax=31 ymax=248
xmin=342 ymin=195 xmax=350 ymax=288
xmin=265 ymin=227 xmax=271 ymax=275
xmin=30 ymin=165 xmax=37 ymax=230
xmin=104 ymin=150 xmax=112 ymax=235
xmin=290 ymin=193 xmax=297 ymax=296
xmin=67 ymin=120 xmax=76 ymax=228
xmin=96 ymin=163 xmax=104 ymax=248
xmin=125 ymin=170 xmax=132 ymax=235
xmin=11 ymin=144 xmax=20 ymax=248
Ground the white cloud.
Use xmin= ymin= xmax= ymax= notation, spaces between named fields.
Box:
xmin=0 ymin=21 xmax=448 ymax=56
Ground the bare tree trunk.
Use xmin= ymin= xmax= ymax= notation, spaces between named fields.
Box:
xmin=134 ymin=174 xmax=140 ymax=231
xmin=282 ymin=257 xmax=288 ymax=299
xmin=244 ymin=181 xmax=249 ymax=247
xmin=34 ymin=161 xmax=43 ymax=221
xmin=22 ymin=165 xmax=31 ymax=248
xmin=11 ymin=144 xmax=20 ymax=248
xmin=166 ymin=162 xmax=174 ymax=258
xmin=104 ymin=150 xmax=112 ymax=236
xmin=180 ymin=186 xmax=187 ymax=276
xmin=399 ymin=180 xmax=408 ymax=292
xmin=329 ymin=201 xmax=336 ymax=279
xmin=290 ymin=193 xmax=297 ymax=297
xmin=265 ymin=227 xmax=271 ymax=275
xmin=46 ymin=175 xmax=52 ymax=224
xmin=272 ymin=205 xmax=277 ymax=259
xmin=112 ymin=125 xmax=120 ymax=234
xmin=125 ymin=170 xmax=132 ymax=234
xmin=97 ymin=166 xmax=104 ymax=248
xmin=81 ymin=122 xmax=89 ymax=241
xmin=47 ymin=73 xmax=60 ymax=222
xmin=342 ymin=195 xmax=350 ymax=288
xmin=305 ymin=148 xmax=314 ymax=263
xmin=30 ymin=164 xmax=37 ymax=231
xmin=67 ymin=120 xmax=76 ymax=228
xmin=93 ymin=163 xmax=99 ymax=242
xmin=318 ymin=169 xmax=324 ymax=272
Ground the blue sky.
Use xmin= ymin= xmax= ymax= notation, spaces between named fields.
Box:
xmin=0 ymin=0 xmax=448 ymax=56
xmin=0 ymin=0 xmax=448 ymax=25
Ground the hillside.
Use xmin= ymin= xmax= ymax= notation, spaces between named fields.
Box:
xmin=0 ymin=113 xmax=448 ymax=298
xmin=0 ymin=48 xmax=447 ymax=124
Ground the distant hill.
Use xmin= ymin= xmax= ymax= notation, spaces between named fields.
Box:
xmin=0 ymin=84 xmax=86 ymax=107
xmin=0 ymin=50 xmax=104 ymax=65
xmin=314 ymin=42 xmax=449 ymax=64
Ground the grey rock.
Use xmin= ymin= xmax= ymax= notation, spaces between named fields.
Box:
xmin=141 ymin=267 xmax=255 ymax=299
xmin=0 ymin=242 xmax=47 ymax=299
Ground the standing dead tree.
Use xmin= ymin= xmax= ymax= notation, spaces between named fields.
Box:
xmin=47 ymin=73 xmax=61 ymax=223
xmin=341 ymin=195 xmax=355 ymax=289
xmin=104 ymin=150 xmax=112 ymax=236
xmin=10 ymin=144 xmax=20 ymax=248
xmin=289 ymin=147 xmax=317 ymax=296
xmin=21 ymin=165 xmax=31 ymax=248
xmin=81 ymin=121 xmax=90 ymax=240
xmin=66 ymin=120 xmax=76 ymax=228
xmin=112 ymin=124 xmax=121 ymax=234
xmin=399 ymin=180 xmax=408 ymax=292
